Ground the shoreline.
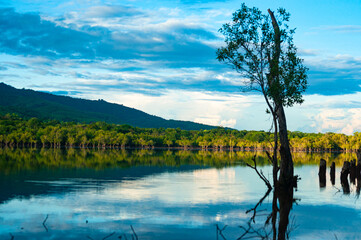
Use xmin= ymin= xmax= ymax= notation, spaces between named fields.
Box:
xmin=0 ymin=145 xmax=358 ymax=153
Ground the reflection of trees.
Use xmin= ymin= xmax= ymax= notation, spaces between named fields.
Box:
xmin=0 ymin=148 xmax=255 ymax=173
xmin=214 ymin=184 xmax=297 ymax=240
xmin=0 ymin=148 xmax=358 ymax=174
xmin=236 ymin=151 xmax=361 ymax=239
xmin=237 ymin=184 xmax=296 ymax=240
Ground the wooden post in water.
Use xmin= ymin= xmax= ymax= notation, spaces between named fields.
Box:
xmin=330 ymin=162 xmax=335 ymax=185
xmin=318 ymin=159 xmax=326 ymax=188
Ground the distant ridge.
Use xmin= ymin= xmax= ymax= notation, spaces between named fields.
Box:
xmin=0 ymin=83 xmax=217 ymax=130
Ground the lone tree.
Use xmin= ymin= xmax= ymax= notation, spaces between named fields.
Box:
xmin=217 ymin=4 xmax=308 ymax=187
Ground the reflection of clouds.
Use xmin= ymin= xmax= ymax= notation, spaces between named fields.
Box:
xmin=106 ymin=168 xmax=243 ymax=205
xmin=0 ymin=167 xmax=255 ymax=237
xmin=2 ymin=165 xmax=361 ymax=239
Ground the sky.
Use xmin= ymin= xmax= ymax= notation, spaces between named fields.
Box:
xmin=1 ymin=0 xmax=361 ymax=134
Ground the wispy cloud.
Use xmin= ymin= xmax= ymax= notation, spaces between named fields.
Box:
xmin=305 ymin=55 xmax=361 ymax=95
xmin=316 ymin=25 xmax=361 ymax=33
xmin=84 ymin=5 xmax=145 ymax=19
xmin=298 ymin=48 xmax=319 ymax=57
xmin=180 ymin=0 xmax=230 ymax=4
xmin=0 ymin=8 xmax=220 ymax=67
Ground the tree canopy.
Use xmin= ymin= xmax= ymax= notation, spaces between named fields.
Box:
xmin=217 ymin=4 xmax=308 ymax=109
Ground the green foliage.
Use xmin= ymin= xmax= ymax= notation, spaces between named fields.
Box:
xmin=216 ymin=3 xmax=308 ymax=108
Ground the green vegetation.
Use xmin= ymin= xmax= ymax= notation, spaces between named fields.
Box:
xmin=0 ymin=82 xmax=215 ymax=130
xmin=1 ymin=114 xmax=361 ymax=152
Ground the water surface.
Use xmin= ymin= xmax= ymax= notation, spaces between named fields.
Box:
xmin=0 ymin=149 xmax=360 ymax=239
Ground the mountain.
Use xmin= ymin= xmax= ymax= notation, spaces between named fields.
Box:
xmin=0 ymin=83 xmax=217 ymax=130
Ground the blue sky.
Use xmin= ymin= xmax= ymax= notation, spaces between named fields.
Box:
xmin=1 ymin=0 xmax=361 ymax=134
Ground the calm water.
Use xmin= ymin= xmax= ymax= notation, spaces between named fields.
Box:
xmin=0 ymin=149 xmax=361 ymax=239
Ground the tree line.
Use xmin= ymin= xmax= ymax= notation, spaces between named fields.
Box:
xmin=1 ymin=113 xmax=361 ymax=152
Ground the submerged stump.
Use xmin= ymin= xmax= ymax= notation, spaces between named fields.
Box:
xmin=350 ymin=160 xmax=356 ymax=184
xmin=330 ymin=162 xmax=335 ymax=185
xmin=341 ymin=161 xmax=351 ymax=194
xmin=341 ymin=161 xmax=350 ymax=182
xmin=319 ymin=159 xmax=326 ymax=188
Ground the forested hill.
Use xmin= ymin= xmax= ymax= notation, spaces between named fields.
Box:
xmin=0 ymin=83 xmax=216 ymax=130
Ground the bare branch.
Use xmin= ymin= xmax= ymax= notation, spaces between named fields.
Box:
xmin=102 ymin=232 xmax=116 ymax=240
xmin=216 ymin=224 xmax=228 ymax=240
xmin=246 ymin=188 xmax=272 ymax=223
xmin=130 ymin=225 xmax=138 ymax=240
xmin=246 ymin=155 xmax=272 ymax=189
xmin=43 ymin=214 xmax=49 ymax=232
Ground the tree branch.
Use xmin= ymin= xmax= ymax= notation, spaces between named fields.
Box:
xmin=43 ymin=214 xmax=49 ymax=232
xmin=216 ymin=224 xmax=228 ymax=240
xmin=130 ymin=225 xmax=138 ymax=240
xmin=246 ymin=188 xmax=272 ymax=223
xmin=246 ymin=155 xmax=272 ymax=189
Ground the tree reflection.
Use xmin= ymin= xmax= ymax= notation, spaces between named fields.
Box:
xmin=236 ymin=183 xmax=296 ymax=240
xmin=236 ymin=150 xmax=299 ymax=240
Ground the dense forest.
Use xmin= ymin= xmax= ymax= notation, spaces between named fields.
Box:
xmin=1 ymin=114 xmax=361 ymax=152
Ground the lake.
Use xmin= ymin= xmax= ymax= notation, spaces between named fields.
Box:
xmin=0 ymin=148 xmax=360 ymax=239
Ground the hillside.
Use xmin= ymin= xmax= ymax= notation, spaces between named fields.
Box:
xmin=0 ymin=83 xmax=216 ymax=130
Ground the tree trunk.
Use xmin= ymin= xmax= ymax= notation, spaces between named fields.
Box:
xmin=267 ymin=9 xmax=294 ymax=186
xmin=272 ymin=114 xmax=278 ymax=186
xmin=277 ymin=105 xmax=294 ymax=186
xmin=277 ymin=183 xmax=293 ymax=240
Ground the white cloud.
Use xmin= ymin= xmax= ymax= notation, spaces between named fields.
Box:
xmin=220 ymin=118 xmax=236 ymax=128
xmin=315 ymin=109 xmax=347 ymax=133
xmin=75 ymin=89 xmax=268 ymax=130
xmin=312 ymin=108 xmax=361 ymax=135
xmin=287 ymin=93 xmax=361 ymax=135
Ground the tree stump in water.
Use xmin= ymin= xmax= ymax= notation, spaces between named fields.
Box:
xmin=318 ymin=159 xmax=326 ymax=188
xmin=350 ymin=160 xmax=356 ymax=184
xmin=341 ymin=161 xmax=350 ymax=194
xmin=330 ymin=162 xmax=335 ymax=185
xmin=341 ymin=161 xmax=350 ymax=182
